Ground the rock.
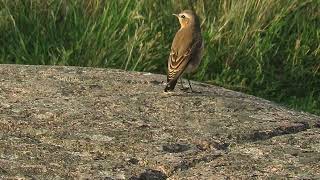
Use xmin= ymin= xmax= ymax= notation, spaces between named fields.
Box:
xmin=0 ymin=64 xmax=319 ymax=179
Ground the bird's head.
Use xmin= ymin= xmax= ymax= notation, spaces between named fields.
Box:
xmin=173 ymin=10 xmax=200 ymax=29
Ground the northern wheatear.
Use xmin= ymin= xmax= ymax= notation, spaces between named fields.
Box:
xmin=164 ymin=10 xmax=203 ymax=92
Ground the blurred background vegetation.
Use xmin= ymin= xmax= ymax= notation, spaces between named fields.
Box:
xmin=0 ymin=0 xmax=319 ymax=115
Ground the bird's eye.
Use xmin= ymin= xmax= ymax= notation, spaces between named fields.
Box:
xmin=181 ymin=15 xmax=185 ymax=18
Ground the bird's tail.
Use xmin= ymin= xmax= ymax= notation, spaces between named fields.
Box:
xmin=164 ymin=78 xmax=178 ymax=92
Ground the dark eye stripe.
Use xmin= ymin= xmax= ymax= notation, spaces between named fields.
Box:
xmin=181 ymin=15 xmax=185 ymax=18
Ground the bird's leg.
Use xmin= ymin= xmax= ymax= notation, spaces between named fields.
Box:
xmin=180 ymin=75 xmax=191 ymax=92
xmin=186 ymin=75 xmax=201 ymax=93
xmin=180 ymin=77 xmax=189 ymax=91
xmin=179 ymin=78 xmax=184 ymax=89
xmin=187 ymin=78 xmax=193 ymax=92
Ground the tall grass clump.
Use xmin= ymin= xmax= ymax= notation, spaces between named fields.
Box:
xmin=0 ymin=0 xmax=319 ymax=115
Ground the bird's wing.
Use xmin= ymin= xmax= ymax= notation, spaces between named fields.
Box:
xmin=167 ymin=38 xmax=201 ymax=83
xmin=164 ymin=37 xmax=201 ymax=92
xmin=167 ymin=48 xmax=191 ymax=81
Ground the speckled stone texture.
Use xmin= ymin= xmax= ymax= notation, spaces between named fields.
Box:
xmin=0 ymin=64 xmax=319 ymax=179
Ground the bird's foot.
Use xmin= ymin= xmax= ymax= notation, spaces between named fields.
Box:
xmin=190 ymin=90 xmax=202 ymax=94
xmin=180 ymin=87 xmax=190 ymax=91
xmin=180 ymin=87 xmax=201 ymax=94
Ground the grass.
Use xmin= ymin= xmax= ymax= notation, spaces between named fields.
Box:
xmin=0 ymin=0 xmax=319 ymax=115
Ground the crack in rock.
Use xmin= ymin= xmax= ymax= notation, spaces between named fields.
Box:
xmin=162 ymin=143 xmax=191 ymax=153
xmin=130 ymin=169 xmax=168 ymax=180
xmin=245 ymin=122 xmax=310 ymax=141
xmin=172 ymin=153 xmax=222 ymax=173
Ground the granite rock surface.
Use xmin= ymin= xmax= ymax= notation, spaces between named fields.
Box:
xmin=0 ymin=65 xmax=319 ymax=179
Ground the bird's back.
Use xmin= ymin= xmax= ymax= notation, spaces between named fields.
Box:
xmin=171 ymin=28 xmax=194 ymax=57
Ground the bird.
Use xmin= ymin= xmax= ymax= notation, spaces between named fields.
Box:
xmin=164 ymin=10 xmax=203 ymax=92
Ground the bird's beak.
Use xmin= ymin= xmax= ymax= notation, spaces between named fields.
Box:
xmin=172 ymin=14 xmax=179 ymax=18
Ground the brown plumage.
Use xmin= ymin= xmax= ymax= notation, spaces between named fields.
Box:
xmin=164 ymin=10 xmax=203 ymax=92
